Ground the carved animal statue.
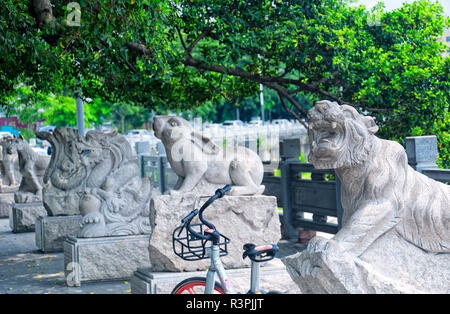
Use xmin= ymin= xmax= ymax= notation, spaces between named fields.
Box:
xmin=0 ymin=135 xmax=21 ymax=187
xmin=36 ymin=127 xmax=87 ymax=215
xmin=36 ymin=127 xmax=152 ymax=237
xmin=6 ymin=135 xmax=50 ymax=203
xmin=307 ymin=100 xmax=449 ymax=255
xmin=153 ymin=115 xmax=265 ymax=196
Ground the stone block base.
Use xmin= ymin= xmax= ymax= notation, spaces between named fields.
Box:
xmin=149 ymin=194 xmax=281 ymax=272
xmin=0 ymin=193 xmax=14 ymax=218
xmin=283 ymin=229 xmax=450 ymax=294
xmin=130 ymin=260 xmax=300 ymax=294
xmin=64 ymin=235 xmax=151 ymax=287
xmin=35 ymin=215 xmax=82 ymax=252
xmin=0 ymin=185 xmax=19 ymax=194
xmin=9 ymin=202 xmax=47 ymax=233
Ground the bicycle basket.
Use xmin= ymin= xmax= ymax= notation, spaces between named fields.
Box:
xmin=172 ymin=223 xmax=230 ymax=261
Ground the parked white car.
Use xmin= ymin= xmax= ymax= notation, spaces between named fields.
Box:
xmin=0 ymin=132 xmax=12 ymax=138
xmin=272 ymin=119 xmax=290 ymax=125
xmin=126 ymin=129 xmax=153 ymax=141
xmin=248 ymin=120 xmax=263 ymax=127
xmin=222 ymin=120 xmax=244 ymax=128
xmin=32 ymin=146 xmax=49 ymax=156
xmin=97 ymin=122 xmax=116 ymax=133
xmin=203 ymin=123 xmax=221 ymax=131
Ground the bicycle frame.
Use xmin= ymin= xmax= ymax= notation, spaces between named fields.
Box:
xmin=205 ymin=245 xmax=235 ymax=294
xmin=205 ymin=244 xmax=262 ymax=294
xmin=173 ymin=185 xmax=272 ymax=294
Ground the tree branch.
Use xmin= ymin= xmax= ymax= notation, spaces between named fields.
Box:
xmin=310 ymin=71 xmax=340 ymax=89
xmin=183 ymin=55 xmax=350 ymax=109
xmin=98 ymin=37 xmax=137 ymax=74
xmin=182 ymin=55 xmax=364 ymax=119
xmin=185 ymin=26 xmax=215 ymax=55
xmin=265 ymin=82 xmax=308 ymax=117
xmin=361 ymin=107 xmax=392 ymax=113
xmin=182 ymin=55 xmax=301 ymax=86
xmin=126 ymin=42 xmax=152 ymax=57
xmin=175 ymin=26 xmax=187 ymax=51
xmin=278 ymin=65 xmax=295 ymax=78
xmin=277 ymin=91 xmax=308 ymax=129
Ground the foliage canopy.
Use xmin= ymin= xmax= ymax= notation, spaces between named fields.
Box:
xmin=1 ymin=0 xmax=449 ymax=166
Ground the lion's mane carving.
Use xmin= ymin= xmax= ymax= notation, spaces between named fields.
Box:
xmin=307 ymin=100 xmax=449 ymax=254
xmin=36 ymin=127 xmax=154 ymax=238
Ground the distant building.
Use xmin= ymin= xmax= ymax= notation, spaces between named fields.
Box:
xmin=0 ymin=116 xmax=45 ymax=133
xmin=440 ymin=29 xmax=450 ymax=57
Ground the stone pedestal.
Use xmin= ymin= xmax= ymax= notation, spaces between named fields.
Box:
xmin=149 ymin=194 xmax=281 ymax=272
xmin=283 ymin=229 xmax=450 ymax=294
xmin=35 ymin=215 xmax=82 ymax=252
xmin=0 ymin=192 xmax=14 ymax=218
xmin=0 ymin=185 xmax=19 ymax=193
xmin=64 ymin=235 xmax=151 ymax=287
xmin=405 ymin=135 xmax=439 ymax=171
xmin=130 ymin=261 xmax=297 ymax=294
xmin=9 ymin=202 xmax=46 ymax=233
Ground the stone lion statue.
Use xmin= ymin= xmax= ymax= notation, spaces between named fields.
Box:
xmin=0 ymin=134 xmax=21 ymax=188
xmin=4 ymin=135 xmax=50 ymax=203
xmin=153 ymin=115 xmax=265 ymax=196
xmin=283 ymin=100 xmax=449 ymax=293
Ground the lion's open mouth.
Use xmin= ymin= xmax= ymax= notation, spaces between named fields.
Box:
xmin=317 ymin=130 xmax=338 ymax=146
xmin=312 ymin=122 xmax=342 ymax=149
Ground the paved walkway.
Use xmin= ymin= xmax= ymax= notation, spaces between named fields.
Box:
xmin=0 ymin=218 xmax=134 ymax=294
xmin=0 ymin=218 xmax=308 ymax=294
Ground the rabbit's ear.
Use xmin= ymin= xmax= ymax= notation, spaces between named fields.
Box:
xmin=104 ymin=128 xmax=118 ymax=137
xmin=190 ymin=131 xmax=220 ymax=155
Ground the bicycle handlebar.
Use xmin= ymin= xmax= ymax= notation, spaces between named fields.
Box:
xmin=179 ymin=185 xmax=232 ymax=242
xmin=181 ymin=209 xmax=199 ymax=224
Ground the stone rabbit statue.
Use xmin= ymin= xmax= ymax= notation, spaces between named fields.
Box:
xmin=153 ymin=115 xmax=265 ymax=196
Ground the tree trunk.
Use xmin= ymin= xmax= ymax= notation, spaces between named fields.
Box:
xmin=32 ymin=0 xmax=56 ymax=26
xmin=121 ymin=115 xmax=125 ymax=134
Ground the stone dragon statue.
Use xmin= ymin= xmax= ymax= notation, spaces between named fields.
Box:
xmin=283 ymin=100 xmax=449 ymax=293
xmin=36 ymin=127 xmax=153 ymax=237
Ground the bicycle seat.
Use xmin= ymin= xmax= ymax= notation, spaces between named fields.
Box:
xmin=242 ymin=243 xmax=279 ymax=262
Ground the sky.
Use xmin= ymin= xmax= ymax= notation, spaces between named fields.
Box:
xmin=350 ymin=0 xmax=450 ymax=16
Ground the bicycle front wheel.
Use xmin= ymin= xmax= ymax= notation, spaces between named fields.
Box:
xmin=171 ymin=276 xmax=225 ymax=294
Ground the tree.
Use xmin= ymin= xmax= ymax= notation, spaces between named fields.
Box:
xmin=42 ymin=95 xmax=97 ymax=127
xmin=3 ymin=85 xmax=97 ymax=128
xmin=4 ymin=85 xmax=46 ymax=127
xmin=2 ymin=0 xmax=449 ymax=166
xmin=109 ymin=102 xmax=150 ymax=133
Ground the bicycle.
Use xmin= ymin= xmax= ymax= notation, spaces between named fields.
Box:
xmin=171 ymin=185 xmax=281 ymax=294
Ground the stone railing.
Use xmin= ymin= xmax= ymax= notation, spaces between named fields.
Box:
xmin=139 ymin=135 xmax=449 ymax=239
